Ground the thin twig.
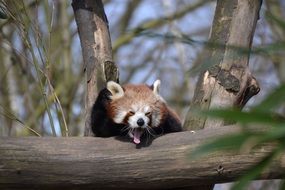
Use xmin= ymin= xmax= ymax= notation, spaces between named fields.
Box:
xmin=112 ymin=0 xmax=211 ymax=52
xmin=46 ymin=76 xmax=69 ymax=137
xmin=0 ymin=105 xmax=41 ymax=136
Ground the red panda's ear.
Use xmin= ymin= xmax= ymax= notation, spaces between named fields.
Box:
xmin=107 ymin=81 xmax=124 ymax=100
xmin=152 ymin=79 xmax=161 ymax=95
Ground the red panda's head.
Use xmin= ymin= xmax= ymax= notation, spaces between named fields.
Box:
xmin=106 ymin=80 xmax=166 ymax=144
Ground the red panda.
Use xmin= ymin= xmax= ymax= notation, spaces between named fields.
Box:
xmin=91 ymin=80 xmax=182 ymax=144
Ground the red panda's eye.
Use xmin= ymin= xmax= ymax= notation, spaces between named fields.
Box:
xmin=129 ymin=111 xmax=135 ymax=115
xmin=146 ymin=112 xmax=151 ymax=116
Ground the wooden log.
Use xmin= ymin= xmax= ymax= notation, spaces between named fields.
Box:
xmin=0 ymin=126 xmax=284 ymax=189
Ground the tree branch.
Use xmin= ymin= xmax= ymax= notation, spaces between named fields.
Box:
xmin=0 ymin=126 xmax=284 ymax=189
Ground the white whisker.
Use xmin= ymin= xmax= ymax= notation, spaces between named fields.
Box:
xmin=146 ymin=126 xmax=156 ymax=137
xmin=146 ymin=131 xmax=150 ymax=144
xmin=121 ymin=125 xmax=130 ymax=132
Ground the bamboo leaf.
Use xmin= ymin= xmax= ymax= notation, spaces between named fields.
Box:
xmin=231 ymin=147 xmax=282 ymax=190
xmin=253 ymin=126 xmax=285 ymax=145
xmin=200 ymin=109 xmax=284 ymax=125
xmin=266 ymin=11 xmax=285 ymax=30
xmin=280 ymin=180 xmax=285 ymax=190
xmin=253 ymin=85 xmax=285 ymax=112
xmin=190 ymin=133 xmax=252 ymax=159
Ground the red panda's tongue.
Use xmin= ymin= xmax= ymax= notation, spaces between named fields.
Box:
xmin=133 ymin=129 xmax=143 ymax=144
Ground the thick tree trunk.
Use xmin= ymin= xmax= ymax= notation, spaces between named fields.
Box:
xmin=0 ymin=126 xmax=284 ymax=190
xmin=72 ymin=0 xmax=119 ymax=137
xmin=184 ymin=0 xmax=261 ymax=131
xmin=183 ymin=1 xmax=262 ymax=189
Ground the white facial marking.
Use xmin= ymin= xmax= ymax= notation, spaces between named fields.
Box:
xmin=127 ymin=103 xmax=151 ymax=129
xmin=113 ymin=110 xmax=127 ymax=123
xmin=143 ymin=106 xmax=150 ymax=113
xmin=151 ymin=111 xmax=161 ymax=127
xmin=128 ymin=112 xmax=149 ymax=129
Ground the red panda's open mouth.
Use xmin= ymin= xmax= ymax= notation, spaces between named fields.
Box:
xmin=132 ymin=128 xmax=144 ymax=144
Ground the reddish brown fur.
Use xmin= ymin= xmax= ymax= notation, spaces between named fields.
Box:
xmin=91 ymin=81 xmax=182 ymax=140
xmin=107 ymin=84 xmax=167 ymax=127
xmin=122 ymin=112 xmax=134 ymax=125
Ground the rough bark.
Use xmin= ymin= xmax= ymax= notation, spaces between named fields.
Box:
xmin=72 ymin=0 xmax=119 ymax=137
xmin=0 ymin=126 xmax=284 ymax=190
xmin=184 ymin=0 xmax=261 ymax=131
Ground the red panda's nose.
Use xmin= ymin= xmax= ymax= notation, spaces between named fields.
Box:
xmin=137 ymin=118 xmax=145 ymax=127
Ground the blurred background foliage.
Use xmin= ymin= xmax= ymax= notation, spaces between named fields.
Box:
xmin=1 ymin=0 xmax=284 ymax=137
xmin=0 ymin=0 xmax=215 ymax=136
xmin=0 ymin=0 xmax=285 ymax=189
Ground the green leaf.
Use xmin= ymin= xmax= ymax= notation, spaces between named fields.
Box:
xmin=280 ymin=179 xmax=285 ymax=190
xmin=265 ymin=11 xmax=285 ymax=30
xmin=253 ymin=85 xmax=285 ymax=112
xmin=189 ymin=133 xmax=252 ymax=159
xmin=231 ymin=147 xmax=282 ymax=190
xmin=200 ymin=109 xmax=284 ymax=125
xmin=252 ymin=126 xmax=285 ymax=145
